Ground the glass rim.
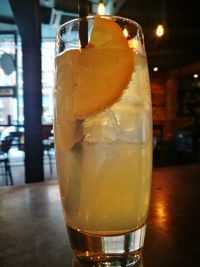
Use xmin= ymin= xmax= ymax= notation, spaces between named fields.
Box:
xmin=57 ymin=15 xmax=143 ymax=46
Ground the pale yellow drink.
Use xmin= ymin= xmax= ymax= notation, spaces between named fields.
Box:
xmin=54 ymin=16 xmax=152 ymax=264
xmin=57 ymin=143 xmax=151 ymax=235
xmin=55 ymin=51 xmax=152 ymax=235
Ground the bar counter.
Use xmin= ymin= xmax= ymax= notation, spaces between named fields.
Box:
xmin=1 ymin=164 xmax=200 ymax=267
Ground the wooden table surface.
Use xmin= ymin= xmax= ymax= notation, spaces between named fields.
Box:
xmin=0 ymin=164 xmax=200 ymax=267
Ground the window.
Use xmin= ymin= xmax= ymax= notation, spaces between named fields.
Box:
xmin=41 ymin=39 xmax=55 ymax=124
xmin=0 ymin=32 xmax=18 ymax=126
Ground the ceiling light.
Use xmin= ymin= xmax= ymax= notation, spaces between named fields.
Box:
xmin=153 ymin=67 xmax=159 ymax=72
xmin=193 ymin=74 xmax=199 ymax=79
xmin=97 ymin=0 xmax=105 ymax=15
xmin=155 ymin=24 xmax=165 ymax=37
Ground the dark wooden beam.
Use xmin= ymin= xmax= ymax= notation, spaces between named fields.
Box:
xmin=0 ymin=16 xmax=15 ymax=24
xmin=9 ymin=0 xmax=44 ymax=183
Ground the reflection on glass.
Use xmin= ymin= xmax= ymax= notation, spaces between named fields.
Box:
xmin=72 ymin=256 xmax=144 ymax=267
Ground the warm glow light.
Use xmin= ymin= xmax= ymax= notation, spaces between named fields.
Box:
xmin=153 ymin=67 xmax=159 ymax=72
xmin=155 ymin=24 xmax=165 ymax=37
xmin=157 ymin=202 xmax=166 ymax=223
xmin=123 ymin=28 xmax=129 ymax=38
xmin=193 ymin=73 xmax=199 ymax=79
xmin=155 ymin=199 xmax=168 ymax=230
xmin=97 ymin=0 xmax=105 ymax=15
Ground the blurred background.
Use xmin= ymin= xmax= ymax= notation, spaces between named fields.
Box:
xmin=0 ymin=0 xmax=200 ymax=186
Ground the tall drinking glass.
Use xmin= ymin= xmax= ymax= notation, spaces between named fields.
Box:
xmin=54 ymin=15 xmax=152 ymax=266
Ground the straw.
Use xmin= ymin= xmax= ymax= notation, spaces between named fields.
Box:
xmin=72 ymin=1 xmax=89 ymax=151
xmin=78 ymin=0 xmax=89 ymax=48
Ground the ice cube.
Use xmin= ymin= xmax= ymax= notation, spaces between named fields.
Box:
xmin=83 ymin=109 xmax=120 ymax=144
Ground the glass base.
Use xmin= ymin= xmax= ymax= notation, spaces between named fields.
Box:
xmin=67 ymin=224 xmax=146 ymax=266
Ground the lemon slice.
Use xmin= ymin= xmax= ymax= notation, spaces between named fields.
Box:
xmin=72 ymin=17 xmax=134 ymax=117
xmin=73 ymin=48 xmax=133 ymax=117
xmin=89 ymin=16 xmax=131 ymax=49
xmin=55 ymin=17 xmax=134 ymax=149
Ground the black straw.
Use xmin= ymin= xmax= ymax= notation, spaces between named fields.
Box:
xmin=78 ymin=0 xmax=89 ymax=48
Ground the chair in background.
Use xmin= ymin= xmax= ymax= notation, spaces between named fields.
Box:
xmin=0 ymin=138 xmax=13 ymax=185
xmin=43 ymin=125 xmax=54 ymax=176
